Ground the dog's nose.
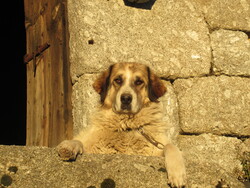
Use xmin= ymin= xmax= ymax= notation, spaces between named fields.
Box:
xmin=121 ymin=94 xmax=132 ymax=105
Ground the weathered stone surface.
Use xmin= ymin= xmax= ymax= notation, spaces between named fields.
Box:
xmin=72 ymin=75 xmax=180 ymax=140
xmin=72 ymin=74 xmax=100 ymax=136
xmin=211 ymin=29 xmax=250 ymax=76
xmin=0 ymin=144 xmax=245 ymax=187
xmin=0 ymin=145 xmax=169 ymax=188
xmin=243 ymin=138 xmax=250 ymax=153
xmin=178 ymin=134 xmax=245 ymax=188
xmin=68 ymin=0 xmax=211 ymax=82
xmin=193 ymin=0 xmax=250 ymax=31
xmin=174 ymin=76 xmax=250 ymax=136
xmin=159 ymin=81 xmax=180 ymax=142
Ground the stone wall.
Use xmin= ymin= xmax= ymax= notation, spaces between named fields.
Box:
xmin=68 ymin=0 xmax=250 ymax=187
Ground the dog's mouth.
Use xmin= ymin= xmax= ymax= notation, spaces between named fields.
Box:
xmin=113 ymin=104 xmax=140 ymax=115
xmin=121 ymin=103 xmax=131 ymax=111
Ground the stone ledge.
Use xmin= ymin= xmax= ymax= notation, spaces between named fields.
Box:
xmin=0 ymin=145 xmax=168 ymax=188
xmin=0 ymin=145 xmax=245 ymax=188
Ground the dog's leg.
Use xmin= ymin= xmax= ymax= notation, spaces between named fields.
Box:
xmin=164 ymin=143 xmax=186 ymax=187
xmin=56 ymin=140 xmax=84 ymax=161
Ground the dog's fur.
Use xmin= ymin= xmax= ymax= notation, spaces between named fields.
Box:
xmin=57 ymin=62 xmax=186 ymax=187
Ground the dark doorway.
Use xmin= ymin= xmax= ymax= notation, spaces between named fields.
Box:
xmin=1 ymin=1 xmax=26 ymax=145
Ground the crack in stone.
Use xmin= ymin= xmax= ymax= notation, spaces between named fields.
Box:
xmin=180 ymin=132 xmax=250 ymax=140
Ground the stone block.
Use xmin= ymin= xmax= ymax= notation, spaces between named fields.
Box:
xmin=174 ymin=76 xmax=250 ymax=136
xmin=72 ymin=74 xmax=99 ymax=136
xmin=211 ymin=29 xmax=250 ymax=76
xmin=159 ymin=81 xmax=180 ymax=142
xmin=177 ymin=134 xmax=245 ymax=188
xmin=68 ymin=0 xmax=211 ymax=82
xmin=0 ymin=145 xmax=169 ymax=188
xmin=0 ymin=144 xmax=245 ymax=187
xmin=193 ymin=0 xmax=250 ymax=31
xmin=72 ymin=75 xmax=180 ymax=141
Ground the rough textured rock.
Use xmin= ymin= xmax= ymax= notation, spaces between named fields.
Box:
xmin=243 ymin=138 xmax=250 ymax=153
xmin=178 ymin=134 xmax=245 ymax=188
xmin=0 ymin=145 xmax=168 ymax=188
xmin=0 ymin=145 xmax=245 ymax=188
xmin=194 ymin=0 xmax=250 ymax=31
xmin=72 ymin=74 xmax=100 ymax=136
xmin=174 ymin=75 xmax=250 ymax=136
xmin=159 ymin=81 xmax=180 ymax=142
xmin=211 ymin=29 xmax=250 ymax=76
xmin=68 ymin=0 xmax=211 ymax=82
xmin=72 ymin=76 xmax=180 ymax=141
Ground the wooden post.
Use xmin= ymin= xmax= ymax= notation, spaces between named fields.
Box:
xmin=24 ymin=0 xmax=73 ymax=147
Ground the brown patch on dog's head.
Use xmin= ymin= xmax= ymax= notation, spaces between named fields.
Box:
xmin=93 ymin=65 xmax=113 ymax=103
xmin=147 ymin=67 xmax=166 ymax=102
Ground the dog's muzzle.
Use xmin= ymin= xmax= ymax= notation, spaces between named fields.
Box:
xmin=120 ymin=93 xmax=132 ymax=111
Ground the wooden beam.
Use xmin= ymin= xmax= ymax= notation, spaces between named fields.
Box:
xmin=24 ymin=0 xmax=73 ymax=147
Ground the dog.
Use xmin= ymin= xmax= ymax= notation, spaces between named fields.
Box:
xmin=57 ymin=62 xmax=186 ymax=187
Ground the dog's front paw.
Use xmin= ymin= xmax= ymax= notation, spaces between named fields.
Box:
xmin=167 ymin=164 xmax=186 ymax=188
xmin=56 ymin=140 xmax=84 ymax=161
xmin=164 ymin=144 xmax=186 ymax=187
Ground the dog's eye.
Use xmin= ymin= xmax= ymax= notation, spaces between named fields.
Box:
xmin=135 ymin=79 xmax=144 ymax=86
xmin=114 ymin=78 xmax=123 ymax=85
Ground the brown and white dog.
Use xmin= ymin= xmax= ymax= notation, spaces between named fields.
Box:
xmin=57 ymin=62 xmax=186 ymax=187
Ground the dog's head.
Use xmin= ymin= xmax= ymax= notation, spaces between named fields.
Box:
xmin=93 ymin=63 xmax=166 ymax=114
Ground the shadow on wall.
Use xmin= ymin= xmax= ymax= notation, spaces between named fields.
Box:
xmin=123 ymin=0 xmax=156 ymax=10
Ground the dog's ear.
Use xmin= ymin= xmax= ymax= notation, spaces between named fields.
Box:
xmin=93 ymin=65 xmax=113 ymax=103
xmin=147 ymin=67 xmax=166 ymax=102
